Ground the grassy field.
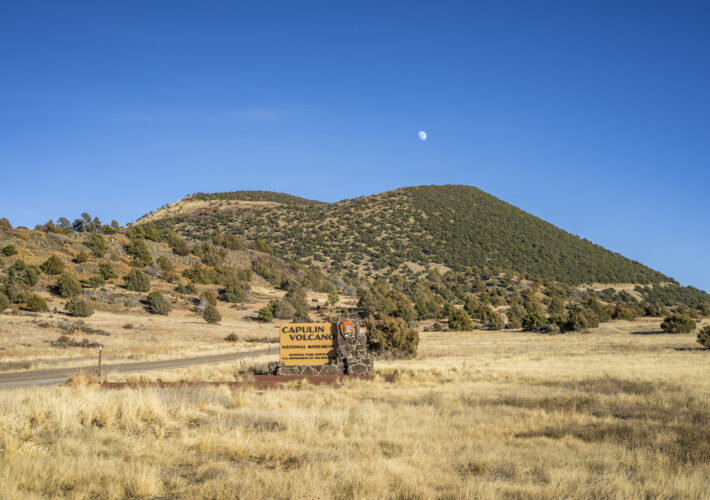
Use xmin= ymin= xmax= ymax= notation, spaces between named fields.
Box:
xmin=0 ymin=318 xmax=708 ymax=499
xmin=0 ymin=286 xmax=357 ymax=373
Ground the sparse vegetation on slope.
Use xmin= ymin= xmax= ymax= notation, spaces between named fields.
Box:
xmin=144 ymin=185 xmax=671 ymax=286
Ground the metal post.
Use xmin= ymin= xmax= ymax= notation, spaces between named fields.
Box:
xmin=268 ymin=339 xmax=271 ymax=355
xmin=98 ymin=345 xmax=103 ymax=374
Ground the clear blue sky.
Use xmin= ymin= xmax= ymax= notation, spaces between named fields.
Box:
xmin=1 ymin=1 xmax=708 ymax=290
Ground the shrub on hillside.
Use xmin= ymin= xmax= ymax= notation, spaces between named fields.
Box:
xmin=271 ymin=299 xmax=295 ymax=320
xmin=175 ymin=281 xmax=197 ymax=295
xmin=65 ymin=297 xmax=94 ymax=317
xmin=25 ymin=294 xmax=48 ymax=312
xmin=0 ymin=293 xmax=9 ymax=312
xmin=258 ymin=305 xmax=274 ymax=322
xmin=73 ymin=251 xmax=90 ymax=264
xmin=56 ymin=274 xmax=82 ymax=298
xmin=661 ymin=314 xmax=696 ymax=334
xmin=4 ymin=282 xmax=27 ymax=303
xmin=98 ymin=262 xmax=118 ymax=280
xmin=464 ymin=295 xmax=488 ymax=323
xmin=284 ymin=286 xmax=310 ymax=322
xmin=252 ymin=257 xmax=280 ymax=283
xmin=697 ymin=326 xmax=710 ymax=349
xmin=193 ymin=243 xmax=226 ymax=267
xmin=448 ymin=308 xmax=473 ymax=331
xmin=522 ymin=310 xmax=548 ymax=331
xmin=611 ymin=302 xmax=636 ymax=321
xmin=202 ymin=305 xmax=221 ymax=324
xmin=183 ymin=264 xmax=219 ymax=284
xmin=548 ymin=296 xmax=565 ymax=316
xmin=124 ymin=269 xmax=151 ymax=292
xmin=22 ymin=266 xmax=39 ymax=286
xmin=213 ymin=233 xmax=243 ymax=250
xmin=168 ymin=234 xmax=190 ymax=256
xmin=85 ymin=233 xmax=108 ymax=257
xmin=363 ymin=315 xmax=419 ymax=358
xmin=140 ymin=223 xmax=163 ymax=242
xmin=0 ymin=218 xmax=12 ymax=231
xmin=146 ymin=290 xmax=172 ymax=315
xmin=357 ymin=283 xmax=416 ymax=322
xmin=2 ymin=244 xmax=18 ymax=256
xmin=561 ymin=304 xmax=599 ymax=332
xmin=251 ymin=239 xmax=273 ymax=255
xmin=87 ymin=275 xmax=105 ymax=288
xmin=125 ymin=237 xmax=152 ymax=266
xmin=41 ymin=255 xmax=65 ymax=275
xmin=222 ymin=281 xmax=249 ymax=303
xmin=488 ymin=309 xmax=505 ymax=330
xmin=506 ymin=304 xmax=524 ymax=329
xmin=157 ymin=256 xmax=174 ymax=272
xmin=201 ymin=291 xmax=217 ymax=307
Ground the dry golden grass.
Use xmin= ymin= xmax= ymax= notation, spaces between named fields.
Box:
xmin=0 ymin=307 xmax=279 ymax=373
xmin=1 ymin=318 xmax=708 ymax=499
xmin=135 ymin=198 xmax=282 ymax=224
xmin=0 ymin=281 xmax=358 ymax=373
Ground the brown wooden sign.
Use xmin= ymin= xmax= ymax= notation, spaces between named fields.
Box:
xmin=279 ymin=323 xmax=335 ymax=366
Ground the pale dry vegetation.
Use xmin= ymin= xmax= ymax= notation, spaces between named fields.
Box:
xmin=1 ymin=319 xmax=708 ymax=499
xmin=0 ymin=287 xmax=353 ymax=373
xmin=0 ymin=308 xmax=280 ymax=373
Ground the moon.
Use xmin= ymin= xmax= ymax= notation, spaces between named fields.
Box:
xmin=418 ymin=130 xmax=427 ymax=141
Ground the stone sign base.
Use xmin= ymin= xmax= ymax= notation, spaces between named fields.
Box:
xmin=268 ymin=321 xmax=373 ymax=376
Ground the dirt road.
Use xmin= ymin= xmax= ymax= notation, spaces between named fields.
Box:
xmin=0 ymin=348 xmax=273 ymax=390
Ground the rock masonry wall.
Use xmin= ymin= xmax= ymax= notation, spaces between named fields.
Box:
xmin=268 ymin=321 xmax=373 ymax=376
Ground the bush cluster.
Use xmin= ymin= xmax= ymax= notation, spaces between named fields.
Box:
xmin=661 ymin=314 xmax=696 ymax=334
xmin=41 ymin=255 xmax=65 ymax=275
xmin=87 ymin=275 xmax=105 ymax=288
xmin=222 ymin=281 xmax=249 ymax=303
xmin=200 ymin=291 xmax=217 ymax=307
xmin=73 ymin=251 xmax=90 ymax=264
xmin=125 ymin=237 xmax=152 ymax=266
xmin=146 ymin=290 xmax=172 ymax=315
xmin=25 ymin=294 xmax=48 ymax=312
xmin=56 ymin=273 xmax=82 ymax=298
xmin=448 ymin=308 xmax=473 ymax=331
xmin=85 ymin=233 xmax=108 ymax=257
xmin=202 ymin=305 xmax=221 ymax=324
xmin=363 ymin=315 xmax=419 ymax=358
xmin=2 ymin=245 xmax=17 ymax=256
xmin=98 ymin=262 xmax=118 ymax=280
xmin=698 ymin=326 xmax=710 ymax=349
xmin=65 ymin=297 xmax=94 ymax=317
xmin=257 ymin=305 xmax=274 ymax=322
xmin=168 ymin=234 xmax=190 ymax=256
xmin=125 ymin=269 xmax=151 ymax=292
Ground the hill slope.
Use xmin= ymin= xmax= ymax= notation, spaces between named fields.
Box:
xmin=138 ymin=185 xmax=670 ymax=286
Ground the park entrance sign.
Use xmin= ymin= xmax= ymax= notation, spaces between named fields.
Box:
xmin=271 ymin=320 xmax=373 ymax=375
xmin=279 ymin=323 xmax=335 ymax=366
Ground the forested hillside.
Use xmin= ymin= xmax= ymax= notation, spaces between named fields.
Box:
xmin=141 ymin=185 xmax=669 ymax=286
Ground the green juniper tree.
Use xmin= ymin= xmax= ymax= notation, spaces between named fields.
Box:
xmin=124 ymin=269 xmax=151 ymax=292
xmin=65 ymin=297 xmax=94 ymax=317
xmin=41 ymin=255 xmax=65 ymax=275
xmin=146 ymin=290 xmax=172 ymax=315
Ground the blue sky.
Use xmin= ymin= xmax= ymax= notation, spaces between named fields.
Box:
xmin=1 ymin=1 xmax=708 ymax=290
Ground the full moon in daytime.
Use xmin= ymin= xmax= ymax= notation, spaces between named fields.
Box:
xmin=418 ymin=130 xmax=427 ymax=141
